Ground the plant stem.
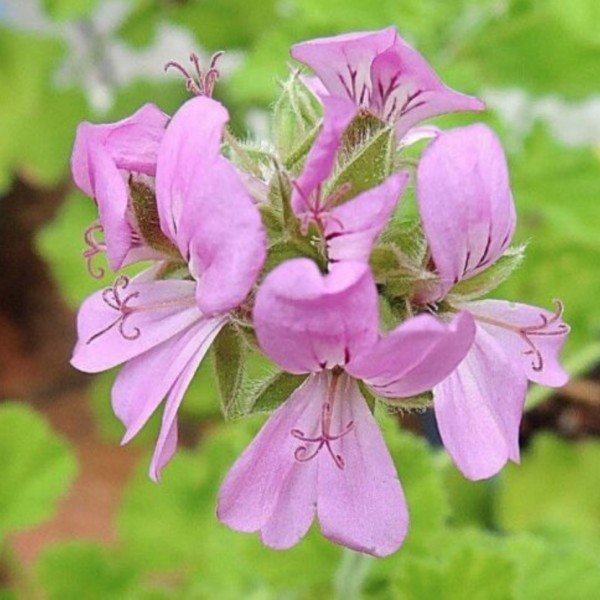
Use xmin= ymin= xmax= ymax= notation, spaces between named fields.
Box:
xmin=334 ymin=548 xmax=373 ymax=600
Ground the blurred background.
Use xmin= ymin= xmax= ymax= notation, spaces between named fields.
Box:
xmin=0 ymin=0 xmax=598 ymax=598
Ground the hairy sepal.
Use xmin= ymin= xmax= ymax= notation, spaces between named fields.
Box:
xmin=449 ymin=245 xmax=526 ymax=302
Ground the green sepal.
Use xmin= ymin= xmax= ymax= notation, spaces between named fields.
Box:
xmin=449 ymin=245 xmax=526 ymax=301
xmin=378 ymin=390 xmax=434 ymax=411
xmin=263 ymin=238 xmax=322 ymax=275
xmin=327 ymin=121 xmax=395 ymax=203
xmin=249 ymin=371 xmax=309 ymax=414
xmin=272 ymin=72 xmax=322 ymax=172
xmin=212 ymin=323 xmax=247 ymax=420
xmin=129 ymin=178 xmax=180 ymax=259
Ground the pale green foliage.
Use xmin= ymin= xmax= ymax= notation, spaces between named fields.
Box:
xmin=497 ymin=434 xmax=600 ymax=544
xmin=0 ymin=404 xmax=77 ymax=536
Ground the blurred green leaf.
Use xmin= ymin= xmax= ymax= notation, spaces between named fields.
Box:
xmin=452 ymin=5 xmax=600 ymax=99
xmin=0 ymin=403 xmax=77 ymax=535
xmin=497 ymin=434 xmax=600 ymax=545
xmin=0 ymin=28 xmax=87 ymax=192
xmin=505 ymin=534 xmax=600 ymax=600
xmin=391 ymin=531 xmax=515 ymax=600
xmin=36 ymin=543 xmax=139 ymax=600
xmin=43 ymin=0 xmax=99 ymax=21
xmin=118 ymin=421 xmax=340 ymax=595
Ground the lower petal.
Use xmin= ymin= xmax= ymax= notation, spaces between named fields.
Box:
xmin=149 ymin=317 xmax=226 ymax=482
xmin=317 ymin=375 xmax=408 ymax=557
xmin=434 ymin=326 xmax=527 ymax=480
xmin=217 ymin=374 xmax=325 ymax=538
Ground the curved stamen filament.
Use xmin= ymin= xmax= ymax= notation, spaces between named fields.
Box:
xmin=83 ymin=222 xmax=107 ymax=279
xmin=469 ymin=299 xmax=569 ymax=372
xmin=86 ymin=275 xmax=197 ymax=345
xmin=290 ymin=374 xmax=354 ymax=470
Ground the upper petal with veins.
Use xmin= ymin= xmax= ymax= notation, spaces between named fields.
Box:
xmin=416 ymin=124 xmax=516 ymax=301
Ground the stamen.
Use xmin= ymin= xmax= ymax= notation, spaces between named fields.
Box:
xmin=164 ymin=51 xmax=224 ymax=97
xmin=86 ymin=275 xmax=196 ymax=345
xmin=290 ymin=375 xmax=354 ymax=470
xmin=83 ymin=222 xmax=107 ymax=279
xmin=469 ymin=299 xmax=569 ymax=372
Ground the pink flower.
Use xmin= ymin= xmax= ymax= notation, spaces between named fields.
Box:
xmin=72 ymin=97 xmax=266 ymax=480
xmin=71 ymin=104 xmax=170 ymax=273
xmin=416 ymin=123 xmax=570 ymax=479
xmin=291 ymin=95 xmax=409 ymax=259
xmin=291 ymin=27 xmax=484 ymax=142
xmin=218 ymin=258 xmax=474 ymax=556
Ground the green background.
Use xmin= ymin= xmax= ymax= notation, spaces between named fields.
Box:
xmin=0 ymin=0 xmax=598 ymax=597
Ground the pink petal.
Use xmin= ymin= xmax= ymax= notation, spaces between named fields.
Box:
xmin=217 ymin=374 xmax=324 ymax=541
xmin=71 ymin=279 xmax=200 ymax=373
xmin=466 ymin=299 xmax=570 ymax=387
xmin=347 ymin=312 xmax=475 ymax=397
xmin=326 ymin=172 xmax=408 ymax=262
xmin=155 ymin=97 xmax=266 ymax=315
xmin=290 ymin=95 xmax=358 ymax=218
xmin=253 ymin=259 xmax=379 ymax=373
xmin=416 ymin=124 xmax=516 ymax=301
xmin=112 ymin=316 xmax=226 ymax=444
xmin=370 ymin=37 xmax=484 ymax=140
xmin=317 ymin=374 xmax=408 ymax=557
xmin=71 ymin=103 xmax=168 ymax=196
xmin=291 ymin=27 xmax=397 ymax=102
xmin=149 ymin=317 xmax=225 ymax=482
xmin=86 ymin=143 xmax=132 ymax=270
xmin=155 ymin=97 xmax=228 ymax=244
xmin=434 ymin=325 xmax=527 ymax=480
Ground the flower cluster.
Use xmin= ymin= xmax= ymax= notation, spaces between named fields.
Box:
xmin=70 ymin=28 xmax=569 ymax=557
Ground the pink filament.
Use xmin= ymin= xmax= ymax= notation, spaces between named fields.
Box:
xmin=290 ymin=376 xmax=354 ymax=470
xmin=83 ymin=222 xmax=107 ymax=279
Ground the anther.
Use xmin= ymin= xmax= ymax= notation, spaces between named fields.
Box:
xmin=164 ymin=51 xmax=224 ymax=98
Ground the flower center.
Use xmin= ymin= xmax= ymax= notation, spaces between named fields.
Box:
xmin=290 ymin=374 xmax=354 ymax=470
xmin=469 ymin=299 xmax=569 ymax=372
xmin=293 ymin=180 xmax=351 ymax=235
xmin=86 ymin=275 xmax=196 ymax=345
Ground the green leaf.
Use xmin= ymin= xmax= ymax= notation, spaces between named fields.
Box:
xmin=36 ymin=542 xmax=139 ymax=600
xmin=449 ymin=245 xmax=525 ymax=301
xmin=248 ymin=371 xmax=308 ymax=413
xmin=442 ymin=458 xmax=496 ymax=529
xmin=497 ymin=434 xmax=600 ymax=545
xmin=504 ymin=534 xmax=600 ymax=600
xmin=0 ymin=403 xmax=77 ymax=536
xmin=213 ymin=324 xmax=247 ymax=419
xmin=391 ymin=532 xmax=515 ymax=600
